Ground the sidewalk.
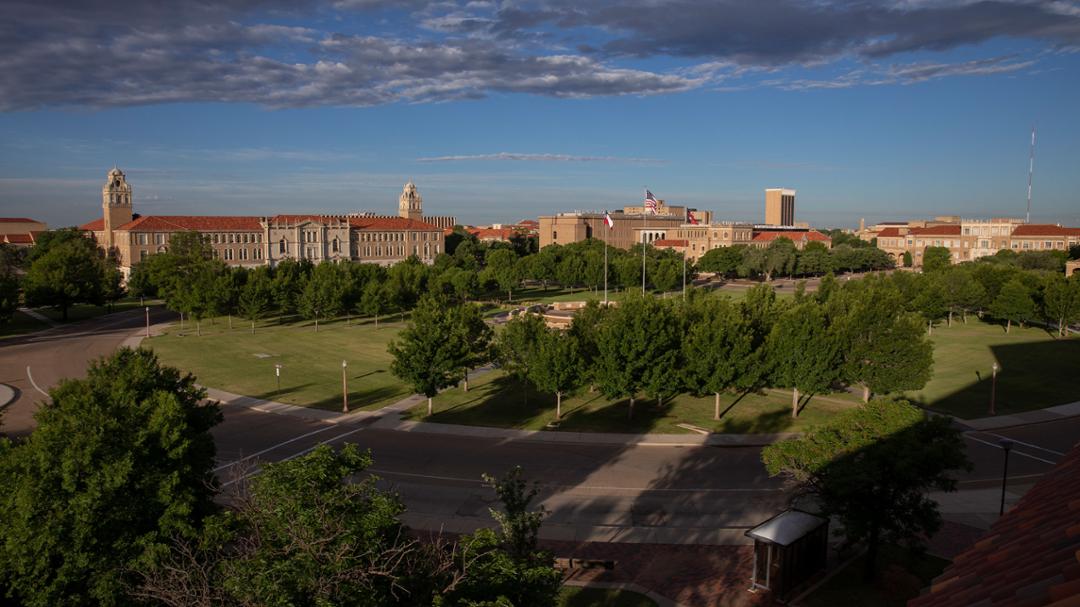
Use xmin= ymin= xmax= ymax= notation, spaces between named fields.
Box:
xmin=953 ymin=400 xmax=1080 ymax=431
xmin=16 ymin=307 xmax=59 ymax=328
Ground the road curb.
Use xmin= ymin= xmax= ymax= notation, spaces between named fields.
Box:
xmin=0 ymin=383 xmax=17 ymax=409
xmin=945 ymin=400 xmax=1080 ymax=430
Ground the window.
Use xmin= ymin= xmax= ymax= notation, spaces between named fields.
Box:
xmin=279 ymin=239 xmax=287 ymax=254
xmin=224 ymin=249 xmax=233 ymax=261
xmin=155 ymin=233 xmax=164 ymax=245
xmin=138 ymin=233 xmax=148 ymax=245
xmin=332 ymin=238 xmax=339 ymax=253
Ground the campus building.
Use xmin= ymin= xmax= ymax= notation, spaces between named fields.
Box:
xmin=539 ymin=200 xmax=711 ymax=250
xmin=764 ymin=188 xmax=796 ymax=226
xmin=81 ymin=168 xmax=445 ymax=276
xmin=0 ymin=217 xmax=47 ymax=247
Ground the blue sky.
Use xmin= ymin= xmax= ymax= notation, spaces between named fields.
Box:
xmin=1 ymin=0 xmax=1079 ymax=229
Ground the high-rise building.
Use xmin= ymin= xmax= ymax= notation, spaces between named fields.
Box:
xmin=764 ymin=188 xmax=795 ymax=226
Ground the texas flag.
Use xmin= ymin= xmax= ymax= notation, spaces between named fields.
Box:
xmin=687 ymin=210 xmax=699 ymax=225
xmin=604 ymin=210 xmax=615 ymax=229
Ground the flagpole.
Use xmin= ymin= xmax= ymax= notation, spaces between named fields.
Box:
xmin=682 ymin=252 xmax=686 ymax=299
xmin=641 ymin=188 xmax=647 ymax=296
xmin=603 ymin=213 xmax=609 ymax=305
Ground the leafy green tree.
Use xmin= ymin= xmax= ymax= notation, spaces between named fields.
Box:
xmin=939 ymin=267 xmax=981 ymax=326
xmin=921 ymin=246 xmax=951 ymax=273
xmin=529 ymin=328 xmax=583 ymax=420
xmin=762 ymin=400 xmax=970 ymax=580
xmin=0 ymin=348 xmax=221 ymax=606
xmin=990 ymin=277 xmax=1036 ymax=333
xmin=23 ymin=237 xmax=108 ymax=320
xmin=298 ymin=261 xmax=345 ymax=328
xmin=270 ymin=258 xmax=312 ymax=319
xmin=238 ymin=268 xmax=274 ymax=333
xmin=767 ymin=301 xmax=841 ymax=417
xmin=167 ymin=231 xmax=214 ymax=262
xmin=683 ymin=298 xmax=757 ymax=419
xmin=388 ymin=295 xmax=467 ymax=415
xmin=172 ymin=261 xmax=227 ymax=336
xmin=737 ymin=246 xmax=767 ymax=278
xmin=386 ymin=256 xmax=428 ymax=315
xmin=912 ymin=274 xmax=947 ymax=334
xmin=0 ymin=265 xmax=20 ymax=328
xmin=651 ymin=255 xmax=682 ymax=293
xmin=497 ymin=313 xmax=547 ymax=405
xmin=1043 ymin=275 xmax=1080 ymax=337
xmin=484 ymin=248 xmax=521 ymax=301
xmin=697 ymin=245 xmax=745 ymax=277
xmin=360 ymin=278 xmax=393 ymax=327
xmin=594 ymin=295 xmax=677 ymax=418
xmin=26 ymin=227 xmax=91 ymax=264
xmin=556 ymin=250 xmax=587 ymax=292
xmin=764 ymin=238 xmax=797 ymax=280
xmin=902 ymin=251 xmax=913 ymax=268
xmin=454 ymin=302 xmax=494 ymax=391
xmin=567 ymin=300 xmax=608 ymax=388
xmin=797 ymin=242 xmax=831 ymax=276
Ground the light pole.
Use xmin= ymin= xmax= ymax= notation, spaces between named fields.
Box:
xmin=341 ymin=360 xmax=349 ymax=413
xmin=274 ymin=364 xmax=282 ymax=394
xmin=145 ymin=306 xmax=150 ymax=339
xmin=315 ymin=308 xmax=320 ymax=333
xmin=989 ymin=362 xmax=1001 ymax=415
xmin=998 ymin=438 xmax=1013 ymax=516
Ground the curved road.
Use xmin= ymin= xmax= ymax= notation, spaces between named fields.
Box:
xmin=1 ymin=307 xmax=1073 ymax=544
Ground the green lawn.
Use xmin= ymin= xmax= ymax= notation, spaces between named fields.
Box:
xmin=408 ymin=370 xmax=862 ymax=434
xmin=149 ymin=315 xmax=412 ymax=412
xmin=0 ymin=310 xmax=50 ymax=339
xmin=34 ymin=299 xmax=154 ymax=323
xmin=906 ymin=319 xmax=1080 ymax=418
xmin=558 ymin=586 xmax=657 ymax=607
xmin=802 ymin=545 xmax=949 ymax=607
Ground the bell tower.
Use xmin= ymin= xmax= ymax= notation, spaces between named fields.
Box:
xmin=398 ymin=181 xmax=422 ymax=221
xmin=102 ymin=167 xmax=133 ymax=250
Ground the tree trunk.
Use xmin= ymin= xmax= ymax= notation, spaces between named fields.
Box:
xmin=508 ymin=288 xmax=512 ymax=302
xmin=628 ymin=395 xmax=634 ymax=420
xmin=556 ymin=391 xmax=562 ymax=420
xmin=791 ymin=387 xmax=800 ymax=418
xmin=228 ymin=314 xmax=232 ymax=330
xmin=180 ymin=312 xmax=184 ymax=332
xmin=196 ymin=320 xmax=201 ymax=337
xmin=251 ymin=320 xmax=255 ymax=335
xmin=714 ymin=392 xmax=721 ymax=421
xmin=863 ymin=384 xmax=871 ymax=403
xmin=1006 ymin=318 xmax=1011 ymax=333
xmin=948 ymin=310 xmax=952 ymax=326
xmin=427 ymin=397 xmax=433 ymax=416
xmin=374 ymin=314 xmax=379 ymax=328
xmin=928 ymin=319 xmax=933 ymax=335
xmin=463 ymin=369 xmax=469 ymax=392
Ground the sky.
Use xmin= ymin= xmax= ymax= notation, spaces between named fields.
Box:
xmin=1 ymin=0 xmax=1079 ymax=229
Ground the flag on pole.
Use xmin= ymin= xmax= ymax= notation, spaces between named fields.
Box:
xmin=604 ymin=210 xmax=615 ymax=229
xmin=644 ymin=190 xmax=659 ymax=214
xmin=687 ymin=209 xmax=699 ymax=225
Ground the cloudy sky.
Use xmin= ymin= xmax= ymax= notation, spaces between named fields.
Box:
xmin=1 ymin=0 xmax=1079 ymax=228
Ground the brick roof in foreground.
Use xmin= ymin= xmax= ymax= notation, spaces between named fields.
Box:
xmin=875 ymin=227 xmax=903 ymax=238
xmin=908 ymin=441 xmax=1080 ymax=607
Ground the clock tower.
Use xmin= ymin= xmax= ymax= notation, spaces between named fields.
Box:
xmin=102 ymin=167 xmax=133 ymax=250
xmin=398 ymin=181 xmax=422 ymax=221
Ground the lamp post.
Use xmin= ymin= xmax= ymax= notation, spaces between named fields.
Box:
xmin=998 ymin=438 xmax=1013 ymax=516
xmin=989 ymin=362 xmax=1000 ymax=416
xmin=274 ymin=364 xmax=282 ymax=394
xmin=315 ymin=308 xmax=320 ymax=333
xmin=341 ymin=360 xmax=349 ymax=413
xmin=145 ymin=306 xmax=150 ymax=339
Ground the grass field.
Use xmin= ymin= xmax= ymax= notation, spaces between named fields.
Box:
xmin=558 ymin=586 xmax=657 ymax=607
xmin=0 ymin=299 xmax=163 ymax=339
xmin=408 ymin=370 xmax=862 ymax=434
xmin=906 ymin=319 xmax=1080 ymax=418
xmin=149 ymin=315 xmax=411 ymax=412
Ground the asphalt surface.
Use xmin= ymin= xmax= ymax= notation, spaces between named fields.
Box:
xmin=1 ymin=306 xmax=1075 ymax=544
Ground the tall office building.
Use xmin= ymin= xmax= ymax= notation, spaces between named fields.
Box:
xmin=765 ymin=188 xmax=796 ymax=226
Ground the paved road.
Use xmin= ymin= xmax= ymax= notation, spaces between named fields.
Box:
xmin=1 ymin=308 xmax=1073 ymax=544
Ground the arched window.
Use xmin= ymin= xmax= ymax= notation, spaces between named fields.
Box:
xmin=332 ymin=238 xmax=339 ymax=253
xmin=279 ymin=238 xmax=287 ymax=254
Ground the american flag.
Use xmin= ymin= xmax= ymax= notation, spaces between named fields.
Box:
xmin=644 ymin=189 xmax=658 ymax=215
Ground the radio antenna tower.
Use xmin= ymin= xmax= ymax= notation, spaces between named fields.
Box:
xmin=1026 ymin=126 xmax=1036 ymax=224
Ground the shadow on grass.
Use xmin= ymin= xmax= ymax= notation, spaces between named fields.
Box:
xmin=715 ymin=407 xmax=795 ymax=434
xmin=250 ymin=382 xmax=318 ymax=402
xmin=306 ymin=384 xmax=411 ymax=412
xmin=917 ymin=338 xmax=1080 ymax=418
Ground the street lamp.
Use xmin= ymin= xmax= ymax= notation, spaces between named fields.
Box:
xmin=145 ymin=306 xmax=150 ymax=339
xmin=989 ymin=362 xmax=1001 ymax=416
xmin=341 ymin=360 xmax=349 ymax=413
xmin=274 ymin=364 xmax=282 ymax=394
xmin=998 ymin=438 xmax=1013 ymax=516
xmin=315 ymin=308 xmax=320 ymax=333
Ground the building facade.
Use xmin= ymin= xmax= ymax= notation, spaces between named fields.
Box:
xmin=0 ymin=217 xmax=47 ymax=247
xmin=539 ymin=210 xmax=686 ymax=250
xmin=765 ymin=188 xmax=796 ymax=226
xmin=81 ymin=168 xmax=444 ymax=275
xmin=871 ymin=217 xmax=1080 ymax=267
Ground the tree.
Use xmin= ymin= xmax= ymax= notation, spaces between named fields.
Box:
xmin=484 ymin=248 xmax=520 ymax=301
xmin=921 ymin=246 xmax=951 ymax=273
xmin=737 ymin=246 xmax=767 ymax=278
xmin=651 ymin=255 xmax=682 ymax=293
xmin=238 ymin=269 xmax=273 ymax=333
xmin=766 ymin=302 xmax=841 ymax=417
xmin=683 ymin=298 xmax=757 ymax=419
xmin=797 ymin=242 xmax=831 ymax=276
xmin=939 ymin=268 xmax=979 ymax=326
xmin=388 ymin=295 xmax=467 ymax=415
xmin=529 ymin=328 xmax=583 ymax=420
xmin=23 ymin=236 xmax=108 ymax=320
xmin=912 ymin=274 xmax=947 ymax=334
xmin=454 ymin=302 xmax=494 ymax=391
xmin=697 ymin=245 xmax=744 ymax=277
xmin=271 ymin=258 xmax=312 ymax=319
xmin=1043 ymin=275 xmax=1080 ymax=337
xmin=762 ymin=400 xmax=970 ymax=580
xmin=497 ymin=313 xmax=547 ymax=405
xmin=990 ymin=278 xmax=1036 ymax=333
xmin=902 ymin=251 xmax=913 ymax=268
xmin=298 ymin=261 xmax=345 ymax=329
xmin=0 ymin=348 xmax=221 ymax=606
xmin=0 ymin=264 xmax=19 ymax=329
xmin=764 ymin=238 xmax=797 ymax=280
xmin=360 ymin=279 xmax=393 ymax=327
xmin=594 ymin=295 xmax=677 ymax=418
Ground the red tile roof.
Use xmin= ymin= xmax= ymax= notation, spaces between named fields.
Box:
xmin=518 ymin=219 xmax=539 ymax=226
xmin=908 ymin=225 xmax=962 ymax=236
xmin=653 ymin=239 xmax=689 ymax=247
xmin=348 ymin=217 xmax=440 ymax=231
xmin=80 ymin=218 xmax=105 ymax=231
xmin=467 ymin=227 xmax=518 ymax=241
xmin=1011 ymin=224 xmax=1080 ymax=237
xmin=875 ymin=227 xmax=903 ymax=238
xmin=752 ymin=230 xmax=832 ymax=243
xmin=909 ymin=442 xmax=1080 ymax=607
xmin=2 ymin=233 xmax=34 ymax=244
xmin=0 ymin=217 xmax=40 ymax=223
xmin=117 ymin=215 xmax=263 ymax=231
xmin=267 ymin=214 xmax=349 ymax=225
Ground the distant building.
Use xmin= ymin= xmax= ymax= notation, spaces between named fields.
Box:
xmin=466 ymin=219 xmax=540 ymax=243
xmin=870 ymin=216 xmax=1080 ymax=267
xmin=539 ymin=202 xmax=708 ymax=250
xmin=750 ymin=229 xmax=832 ymax=250
xmin=0 ymin=217 xmax=47 ymax=247
xmin=1067 ymin=259 xmax=1080 ymax=277
xmin=765 ymin=188 xmax=796 ymax=226
xmin=81 ymin=168 xmax=444 ymax=276
xmin=654 ymin=222 xmax=755 ymax=262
